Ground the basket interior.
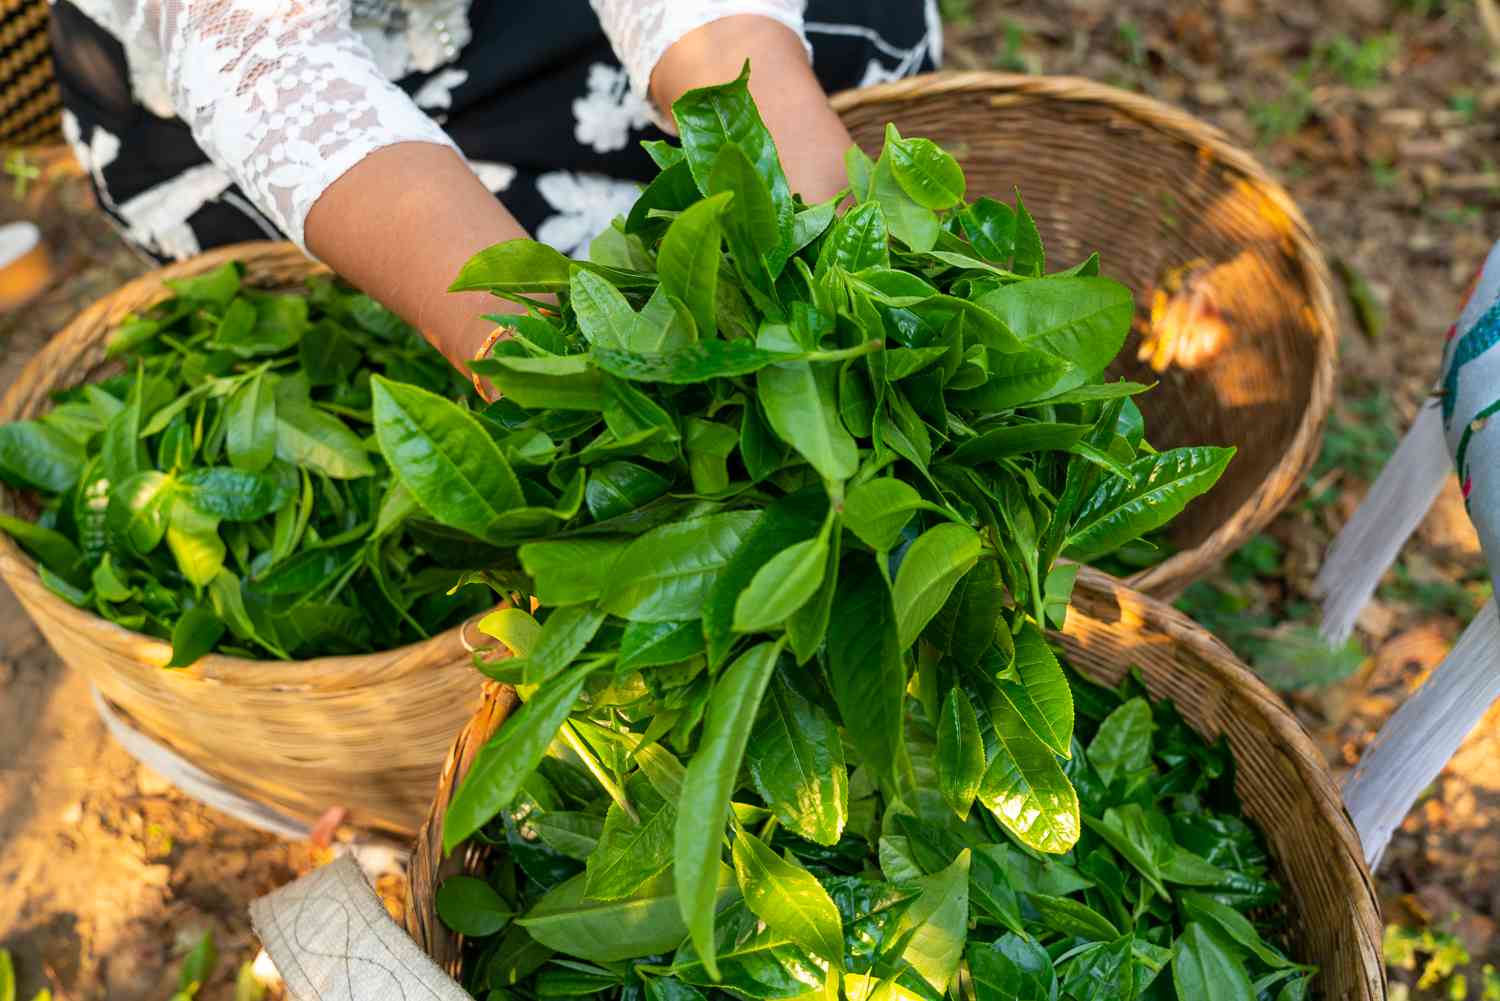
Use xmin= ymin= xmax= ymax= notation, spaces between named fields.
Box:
xmin=840 ymin=81 xmax=1332 ymax=563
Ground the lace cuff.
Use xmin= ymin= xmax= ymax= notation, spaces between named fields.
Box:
xmin=153 ymin=1 xmax=459 ymax=251
xmin=589 ymin=0 xmax=811 ymax=132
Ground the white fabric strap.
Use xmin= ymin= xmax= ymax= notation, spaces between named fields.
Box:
xmin=1316 ymin=401 xmax=1449 ymax=645
xmin=1342 ymin=598 xmax=1500 ymax=866
xmin=251 ymin=853 xmax=470 ymax=1001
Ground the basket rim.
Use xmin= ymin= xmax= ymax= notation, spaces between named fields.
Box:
xmin=0 ymin=240 xmax=495 ymax=685
xmin=832 ymin=71 xmax=1340 ymax=598
xmin=407 ymin=566 xmax=1384 ymax=995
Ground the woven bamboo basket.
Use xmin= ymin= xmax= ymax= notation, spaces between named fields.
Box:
xmin=402 ymin=568 xmax=1384 ymax=1000
xmin=0 ymin=242 xmax=491 ymax=836
xmin=833 ymin=73 xmax=1337 ymax=597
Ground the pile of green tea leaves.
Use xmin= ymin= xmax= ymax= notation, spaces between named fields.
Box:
xmin=0 ymin=264 xmax=492 ymax=663
xmin=437 ymin=670 xmax=1315 ymax=1001
xmin=363 ymin=61 xmax=1252 ymax=986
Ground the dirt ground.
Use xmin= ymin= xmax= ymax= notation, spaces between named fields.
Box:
xmin=1 ymin=2 xmax=1498 ymax=998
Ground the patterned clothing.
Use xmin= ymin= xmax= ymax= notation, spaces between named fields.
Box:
xmin=1440 ymin=240 xmax=1500 ymax=562
xmin=49 ymin=0 xmax=941 ymax=264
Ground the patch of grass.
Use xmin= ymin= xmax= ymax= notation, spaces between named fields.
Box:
xmin=1320 ymin=33 xmax=1400 ymax=88
xmin=1117 ymin=19 xmax=1147 ymax=67
xmin=1450 ymin=89 xmax=1480 ymax=122
xmin=1249 ymin=73 xmax=1317 ymax=144
xmin=1381 ymin=562 xmax=1492 ymax=624
xmin=992 ymin=19 xmax=1030 ymax=73
xmin=1368 ymin=157 xmax=1401 ymax=190
xmin=1385 ymin=923 xmax=1483 ymax=998
xmin=938 ymin=0 xmax=973 ymax=27
xmin=1304 ymin=388 xmax=1402 ymax=507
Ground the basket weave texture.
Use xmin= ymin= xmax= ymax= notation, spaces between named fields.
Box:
xmin=0 ymin=242 xmax=490 ymax=836
xmin=834 ymin=73 xmax=1337 ymax=597
xmin=404 ymin=568 xmax=1384 ymax=1000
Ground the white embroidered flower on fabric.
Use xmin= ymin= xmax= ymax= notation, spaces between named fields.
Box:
xmin=471 ymin=160 xmax=517 ymax=194
xmin=62 ymin=110 xmax=123 ymax=211
xmin=535 ymin=171 xmax=641 ymax=259
xmin=572 ymin=63 xmax=653 ymax=154
xmin=117 ymin=163 xmax=234 ymax=261
xmin=414 ymin=68 xmax=470 ymax=111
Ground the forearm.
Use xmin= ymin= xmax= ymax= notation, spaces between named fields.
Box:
xmin=303 ymin=142 xmax=527 ymax=374
xmin=650 ymin=15 xmax=853 ymax=203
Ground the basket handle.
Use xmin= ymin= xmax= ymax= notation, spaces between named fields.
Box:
xmin=1342 ymin=598 xmax=1500 ymax=866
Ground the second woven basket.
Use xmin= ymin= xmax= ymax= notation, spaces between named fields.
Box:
xmin=402 ymin=569 xmax=1383 ymax=1001
xmin=834 ymin=73 xmax=1336 ymax=597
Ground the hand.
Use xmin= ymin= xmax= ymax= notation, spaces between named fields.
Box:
xmin=651 ymin=15 xmax=855 ymax=204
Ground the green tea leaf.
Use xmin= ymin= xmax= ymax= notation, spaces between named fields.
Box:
xmin=842 ymin=478 xmax=925 ymax=552
xmin=444 ymin=656 xmax=603 ymax=853
xmin=967 ymin=934 xmax=1057 ymax=1001
xmin=275 ymin=399 xmax=375 ymax=479
xmin=571 ymin=266 xmax=642 ymax=350
xmin=168 ymin=607 xmax=225 ymax=668
xmin=1005 ymin=622 xmax=1073 ymax=758
xmin=372 ymin=376 xmax=524 ymax=542
xmin=732 ymin=829 xmax=845 ymax=967
xmin=0 ymin=515 xmax=88 ymax=588
xmin=1172 ymin=923 xmax=1255 ymax=1001
xmin=1087 ymin=697 xmax=1154 ymax=787
xmin=1026 ymin=893 xmax=1119 ymax=941
xmin=595 ymin=341 xmax=790 ymax=384
xmin=659 ymin=192 xmax=732 ymax=338
xmin=586 ymin=776 xmax=676 ymax=900
xmin=733 ymin=531 xmax=829 ymax=633
xmin=757 ymin=361 xmax=858 ymax=482
xmin=977 ymin=686 xmax=1080 ymax=853
xmin=675 ymin=641 xmax=782 ymax=978
xmin=601 ymin=511 xmax=760 ymax=622
xmin=1180 ymin=893 xmax=1298 ymax=970
xmin=1065 ymin=447 xmax=1235 ymax=562
xmin=618 ymin=620 xmax=706 ymax=670
xmin=895 ymin=849 xmax=970 ymax=992
xmin=470 ymin=355 xmax=605 ymax=411
xmin=178 ymin=467 xmax=293 ymax=522
xmin=106 ymin=470 xmax=175 ymax=557
xmin=977 ymin=277 xmax=1132 ymax=386
xmin=437 ymin=875 xmax=515 ymax=936
xmin=947 ymin=423 xmax=1091 ymax=466
xmin=888 ymin=133 xmax=965 ymax=210
xmin=892 ymin=523 xmax=982 ymax=648
xmin=936 ymin=687 xmax=984 ymax=819
xmin=816 ymin=202 xmax=889 ymax=277
xmin=521 ymin=868 xmax=731 ymax=963
xmin=165 ymin=501 xmax=225 ymax=590
xmin=0 ymin=420 xmax=86 ymax=493
xmin=747 ymin=669 xmax=847 ymax=846
xmin=827 ymin=561 xmax=905 ymax=782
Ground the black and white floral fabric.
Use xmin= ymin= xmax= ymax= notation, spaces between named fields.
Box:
xmin=49 ymin=0 xmax=940 ymax=265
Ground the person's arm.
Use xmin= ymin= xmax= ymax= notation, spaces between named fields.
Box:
xmin=649 ymin=15 xmax=855 ymax=204
xmin=141 ymin=0 xmax=519 ymax=372
xmin=303 ymin=143 xmax=525 ymax=373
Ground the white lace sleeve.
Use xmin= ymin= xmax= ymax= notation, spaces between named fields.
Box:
xmin=120 ymin=0 xmax=459 ymax=251
xmin=589 ymin=0 xmax=811 ymax=131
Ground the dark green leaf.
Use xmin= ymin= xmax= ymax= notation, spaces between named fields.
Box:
xmin=0 ymin=515 xmax=88 ymax=588
xmin=178 ymin=467 xmax=293 ymax=522
xmin=168 ymin=608 xmax=225 ymax=667
xmin=444 ymin=656 xmax=604 ymax=853
xmin=675 ymin=641 xmax=782 ymax=978
xmin=842 ymin=478 xmax=927 ymax=552
xmin=594 ymin=341 xmax=791 ymax=384
xmin=601 ymin=511 xmax=760 ymax=622
xmin=1087 ymin=697 xmax=1153 ymax=786
xmin=437 ymin=875 xmax=515 ymax=936
xmin=275 ymin=399 xmax=375 ymax=479
xmin=936 ymin=687 xmax=984 ymax=819
xmin=1065 ymin=447 xmax=1234 ymax=562
xmin=618 ymin=620 xmax=705 ymax=670
xmin=521 ymin=869 xmax=728 ymax=963
xmin=892 ymin=523 xmax=982 ymax=648
xmin=827 ymin=560 xmax=905 ymax=782
xmin=1172 ymin=923 xmax=1255 ymax=1001
xmin=747 ymin=669 xmax=847 ymax=845
xmin=0 ymin=420 xmax=86 ymax=493
xmin=968 ymin=934 xmax=1057 ymax=1001
xmin=372 ymin=376 xmax=524 ymax=542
